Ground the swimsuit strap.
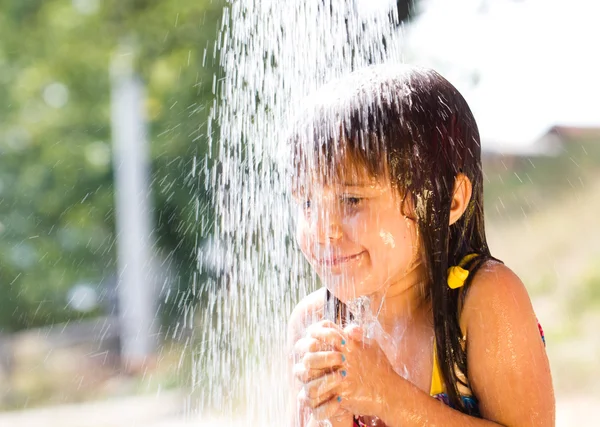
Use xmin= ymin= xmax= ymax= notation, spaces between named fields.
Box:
xmin=429 ymin=341 xmax=444 ymax=396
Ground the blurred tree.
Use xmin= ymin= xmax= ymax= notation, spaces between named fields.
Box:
xmin=0 ymin=0 xmax=223 ymax=330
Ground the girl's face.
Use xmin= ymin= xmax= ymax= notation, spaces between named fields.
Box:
xmin=294 ymin=168 xmax=422 ymax=304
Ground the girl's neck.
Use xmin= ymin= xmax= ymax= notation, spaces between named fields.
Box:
xmin=364 ymin=261 xmax=431 ymax=336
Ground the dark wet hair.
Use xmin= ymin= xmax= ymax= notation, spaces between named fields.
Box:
xmin=289 ymin=64 xmax=500 ymax=414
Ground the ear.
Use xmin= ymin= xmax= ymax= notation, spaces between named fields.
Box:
xmin=449 ymin=173 xmax=473 ymax=225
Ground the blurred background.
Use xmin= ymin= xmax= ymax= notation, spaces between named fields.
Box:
xmin=0 ymin=0 xmax=598 ymax=425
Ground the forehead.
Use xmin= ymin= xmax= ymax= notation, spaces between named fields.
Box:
xmin=292 ymin=149 xmax=381 ymax=189
xmin=293 ymin=127 xmax=388 ymax=171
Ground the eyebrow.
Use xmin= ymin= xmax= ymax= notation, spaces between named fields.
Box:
xmin=341 ymin=182 xmax=378 ymax=187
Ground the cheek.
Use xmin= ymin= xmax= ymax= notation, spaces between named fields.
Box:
xmin=368 ymin=218 xmax=417 ymax=266
xmin=295 ymin=213 xmax=311 ymax=255
xmin=378 ymin=229 xmax=398 ymax=248
xmin=343 ymin=208 xmax=376 ymax=241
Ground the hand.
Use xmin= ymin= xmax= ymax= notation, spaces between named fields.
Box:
xmin=293 ymin=320 xmax=353 ymax=422
xmin=336 ymin=325 xmax=397 ymax=418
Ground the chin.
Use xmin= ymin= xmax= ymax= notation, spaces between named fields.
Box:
xmin=321 ymin=274 xmax=375 ymax=304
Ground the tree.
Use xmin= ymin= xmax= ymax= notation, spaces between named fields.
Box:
xmin=0 ymin=0 xmax=223 ymax=330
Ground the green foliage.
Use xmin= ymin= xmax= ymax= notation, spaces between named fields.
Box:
xmin=568 ymin=266 xmax=600 ymax=319
xmin=483 ymin=139 xmax=600 ymax=223
xmin=0 ymin=0 xmax=224 ymax=330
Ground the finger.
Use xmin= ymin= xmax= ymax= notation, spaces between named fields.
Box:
xmin=307 ymin=327 xmax=347 ymax=350
xmin=312 ymin=396 xmax=343 ymax=421
xmin=344 ymin=324 xmax=364 ymax=340
xmin=299 ymin=384 xmax=340 ymax=411
xmin=302 ymin=350 xmax=345 ymax=371
xmin=293 ymin=336 xmax=324 ymax=360
xmin=306 ymin=319 xmax=342 ymax=335
xmin=317 ymin=319 xmax=341 ymax=329
xmin=293 ymin=363 xmax=328 ymax=384
xmin=304 ymin=370 xmax=344 ymax=400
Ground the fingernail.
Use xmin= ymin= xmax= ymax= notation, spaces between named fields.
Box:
xmin=341 ymin=370 xmax=346 ymax=377
xmin=341 ymin=354 xmax=346 ymax=362
xmin=337 ymin=396 xmax=342 ymax=402
xmin=341 ymin=339 xmax=346 ymax=345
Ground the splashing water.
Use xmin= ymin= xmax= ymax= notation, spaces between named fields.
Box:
xmin=196 ymin=1 xmax=406 ymax=424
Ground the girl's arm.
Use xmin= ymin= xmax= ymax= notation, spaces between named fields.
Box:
xmin=463 ymin=263 xmax=554 ymax=425
xmin=376 ymin=263 xmax=554 ymax=427
xmin=307 ymin=414 xmax=354 ymax=427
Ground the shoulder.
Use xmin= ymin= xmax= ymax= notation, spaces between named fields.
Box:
xmin=287 ymin=288 xmax=326 ymax=347
xmin=461 ymin=259 xmax=540 ymax=349
xmin=462 ymin=260 xmax=535 ymax=328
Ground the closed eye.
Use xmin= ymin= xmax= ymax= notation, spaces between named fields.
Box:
xmin=341 ymin=196 xmax=362 ymax=207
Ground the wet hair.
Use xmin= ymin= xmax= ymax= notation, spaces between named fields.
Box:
xmin=289 ymin=64 xmax=500 ymax=414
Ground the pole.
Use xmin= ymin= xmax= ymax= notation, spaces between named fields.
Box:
xmin=110 ymin=44 xmax=157 ymax=369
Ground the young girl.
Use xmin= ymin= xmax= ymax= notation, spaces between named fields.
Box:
xmin=287 ymin=65 xmax=554 ymax=427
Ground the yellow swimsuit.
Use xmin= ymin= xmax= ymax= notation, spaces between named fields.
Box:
xmin=429 ymin=340 xmax=479 ymax=414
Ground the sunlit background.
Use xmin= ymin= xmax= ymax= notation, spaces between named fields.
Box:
xmin=0 ymin=0 xmax=598 ymax=425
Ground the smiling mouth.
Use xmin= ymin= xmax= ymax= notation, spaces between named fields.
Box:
xmin=315 ymin=251 xmax=365 ymax=267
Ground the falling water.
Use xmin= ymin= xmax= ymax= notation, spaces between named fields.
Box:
xmin=196 ymin=1 xmax=406 ymax=424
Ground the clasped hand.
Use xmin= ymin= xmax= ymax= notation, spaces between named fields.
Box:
xmin=293 ymin=320 xmax=396 ymax=422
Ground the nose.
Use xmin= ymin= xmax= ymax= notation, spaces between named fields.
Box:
xmin=309 ymin=203 xmax=343 ymax=243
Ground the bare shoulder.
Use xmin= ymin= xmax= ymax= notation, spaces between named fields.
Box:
xmin=287 ymin=287 xmax=326 ymax=346
xmin=462 ymin=259 xmax=535 ymax=321
xmin=461 ymin=261 xmax=537 ymax=331
xmin=461 ymin=259 xmax=540 ymax=344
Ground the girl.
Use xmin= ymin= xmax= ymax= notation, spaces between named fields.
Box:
xmin=287 ymin=65 xmax=554 ymax=427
